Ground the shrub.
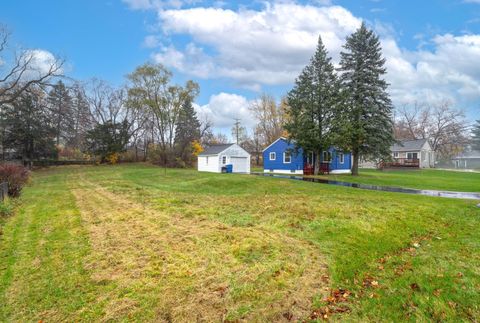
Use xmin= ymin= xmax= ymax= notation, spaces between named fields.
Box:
xmin=105 ymin=152 xmax=120 ymax=165
xmin=0 ymin=163 xmax=30 ymax=197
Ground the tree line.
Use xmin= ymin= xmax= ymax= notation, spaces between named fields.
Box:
xmin=1 ymin=22 xmax=476 ymax=172
xmin=0 ymin=24 xmax=221 ymax=167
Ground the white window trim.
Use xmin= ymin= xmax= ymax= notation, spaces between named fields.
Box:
xmin=393 ymin=152 xmax=399 ymax=158
xmin=283 ymin=152 xmax=292 ymax=164
xmin=339 ymin=153 xmax=344 ymax=164
xmin=269 ymin=152 xmax=276 ymax=161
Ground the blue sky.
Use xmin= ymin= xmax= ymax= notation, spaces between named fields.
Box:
xmin=1 ymin=0 xmax=480 ymax=133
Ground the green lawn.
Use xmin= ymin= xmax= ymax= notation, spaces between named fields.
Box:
xmin=1 ymin=164 xmax=479 ymax=321
xmin=309 ymin=168 xmax=480 ymax=192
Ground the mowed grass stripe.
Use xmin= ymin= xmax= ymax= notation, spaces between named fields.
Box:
xmin=71 ymin=172 xmax=328 ymax=321
xmin=0 ymin=164 xmax=479 ymax=321
xmin=0 ymin=170 xmax=103 ymax=321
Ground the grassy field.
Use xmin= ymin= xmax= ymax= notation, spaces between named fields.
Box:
xmin=308 ymin=168 xmax=480 ymax=192
xmin=0 ymin=164 xmax=479 ymax=321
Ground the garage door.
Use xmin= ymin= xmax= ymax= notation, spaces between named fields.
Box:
xmin=230 ymin=157 xmax=248 ymax=173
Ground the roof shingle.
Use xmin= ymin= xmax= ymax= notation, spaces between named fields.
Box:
xmin=391 ymin=139 xmax=428 ymax=152
xmin=198 ymin=144 xmax=235 ymax=156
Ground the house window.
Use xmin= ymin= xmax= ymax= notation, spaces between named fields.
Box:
xmin=407 ymin=152 xmax=418 ymax=160
xmin=322 ymin=151 xmax=332 ymax=163
xmin=393 ymin=152 xmax=399 ymax=158
xmin=206 ymin=156 xmax=209 ymax=165
xmin=339 ymin=153 xmax=344 ymax=164
xmin=269 ymin=152 xmax=276 ymax=160
xmin=222 ymin=156 xmax=227 ymax=164
xmin=283 ymin=151 xmax=291 ymax=163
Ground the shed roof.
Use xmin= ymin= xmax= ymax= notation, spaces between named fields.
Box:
xmin=391 ymin=139 xmax=428 ymax=152
xmin=198 ymin=143 xmax=235 ymax=156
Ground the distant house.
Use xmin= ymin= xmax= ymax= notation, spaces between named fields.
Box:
xmin=262 ymin=137 xmax=352 ymax=174
xmin=451 ymin=151 xmax=480 ymax=169
xmin=197 ymin=143 xmax=250 ymax=173
xmin=389 ymin=139 xmax=435 ymax=168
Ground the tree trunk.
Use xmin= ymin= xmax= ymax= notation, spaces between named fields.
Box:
xmin=314 ymin=150 xmax=321 ymax=175
xmin=351 ymin=148 xmax=359 ymax=176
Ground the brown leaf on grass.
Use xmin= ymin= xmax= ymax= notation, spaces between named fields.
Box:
xmin=433 ymin=289 xmax=442 ymax=297
xmin=410 ymin=283 xmax=420 ymax=291
xmin=457 ymin=272 xmax=464 ymax=278
xmin=448 ymin=301 xmax=457 ymax=308
xmin=363 ymin=277 xmax=379 ymax=288
xmin=378 ymin=265 xmax=384 ymax=270
xmin=325 ymin=289 xmax=351 ymax=304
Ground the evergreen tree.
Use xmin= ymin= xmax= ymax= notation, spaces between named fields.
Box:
xmin=284 ymin=35 xmax=341 ymax=175
xmin=1 ymin=92 xmax=57 ymax=160
xmin=47 ymin=80 xmax=74 ymax=147
xmin=338 ymin=22 xmax=394 ymax=175
xmin=85 ymin=120 xmax=130 ymax=163
xmin=472 ymin=120 xmax=480 ymax=151
xmin=70 ymin=83 xmax=92 ymax=150
xmin=174 ymin=99 xmax=201 ymax=165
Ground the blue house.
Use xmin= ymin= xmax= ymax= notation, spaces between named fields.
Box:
xmin=262 ymin=137 xmax=352 ymax=174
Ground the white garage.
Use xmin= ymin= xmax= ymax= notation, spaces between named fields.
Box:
xmin=197 ymin=143 xmax=251 ymax=173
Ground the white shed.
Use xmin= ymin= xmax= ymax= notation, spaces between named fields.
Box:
xmin=197 ymin=143 xmax=251 ymax=173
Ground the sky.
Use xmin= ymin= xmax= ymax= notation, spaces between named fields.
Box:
xmin=1 ymin=0 xmax=480 ymax=135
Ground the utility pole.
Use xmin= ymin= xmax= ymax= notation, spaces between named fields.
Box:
xmin=233 ymin=118 xmax=241 ymax=144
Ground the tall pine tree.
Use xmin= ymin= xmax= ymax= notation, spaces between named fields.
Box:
xmin=47 ymin=80 xmax=74 ymax=147
xmin=285 ymin=35 xmax=341 ymax=175
xmin=472 ymin=120 xmax=480 ymax=151
xmin=174 ymin=98 xmax=201 ymax=165
xmin=338 ymin=22 xmax=394 ymax=175
xmin=1 ymin=91 xmax=57 ymax=161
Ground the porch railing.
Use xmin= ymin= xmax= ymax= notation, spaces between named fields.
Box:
xmin=382 ymin=158 xmax=420 ymax=168
xmin=304 ymin=163 xmax=330 ymax=175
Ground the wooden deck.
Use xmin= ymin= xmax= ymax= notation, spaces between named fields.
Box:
xmin=380 ymin=158 xmax=420 ymax=169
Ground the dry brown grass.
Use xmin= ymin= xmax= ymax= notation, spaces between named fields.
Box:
xmin=72 ymin=175 xmax=328 ymax=321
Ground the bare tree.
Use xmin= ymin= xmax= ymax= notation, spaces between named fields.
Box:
xmin=83 ymin=79 xmax=144 ymax=154
xmin=0 ymin=25 xmax=64 ymax=105
xmin=249 ymin=93 xmax=286 ymax=147
xmin=395 ymin=100 xmax=470 ymax=158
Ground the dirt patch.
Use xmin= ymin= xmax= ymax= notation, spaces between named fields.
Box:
xmin=72 ymin=177 xmax=328 ymax=321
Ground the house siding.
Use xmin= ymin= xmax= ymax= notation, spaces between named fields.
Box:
xmin=263 ymin=138 xmax=352 ymax=173
xmin=263 ymin=139 xmax=304 ymax=173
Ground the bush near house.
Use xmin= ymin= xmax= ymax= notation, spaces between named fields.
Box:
xmin=0 ymin=163 xmax=30 ymax=197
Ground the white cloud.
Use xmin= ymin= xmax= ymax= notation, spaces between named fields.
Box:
xmin=143 ymin=35 xmax=161 ymax=48
xmin=156 ymin=3 xmax=362 ymax=87
xmin=152 ymin=42 xmax=214 ymax=78
xmin=383 ymin=34 xmax=480 ymax=106
xmin=22 ymin=49 xmax=62 ymax=78
xmin=122 ymin=0 xmax=203 ymax=10
xmin=130 ymin=1 xmax=480 ymax=118
xmin=195 ymin=92 xmax=255 ymax=129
